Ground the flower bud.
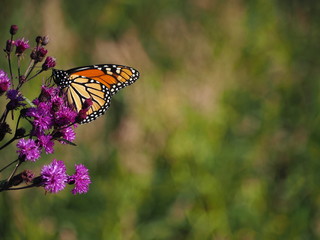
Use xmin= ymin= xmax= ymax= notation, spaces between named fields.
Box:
xmin=10 ymin=25 xmax=18 ymax=35
xmin=0 ymin=122 xmax=11 ymax=141
xmin=76 ymin=109 xmax=87 ymax=123
xmin=15 ymin=128 xmax=26 ymax=138
xmin=36 ymin=36 xmax=42 ymax=44
xmin=42 ymin=36 xmax=49 ymax=45
xmin=42 ymin=56 xmax=56 ymax=70
xmin=0 ymin=70 xmax=10 ymax=96
xmin=21 ymin=170 xmax=35 ymax=183
xmin=83 ymin=98 xmax=93 ymax=110
xmin=15 ymin=38 xmax=30 ymax=56
xmin=37 ymin=47 xmax=48 ymax=58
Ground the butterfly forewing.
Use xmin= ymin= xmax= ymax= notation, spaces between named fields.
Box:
xmin=53 ymin=64 xmax=139 ymax=124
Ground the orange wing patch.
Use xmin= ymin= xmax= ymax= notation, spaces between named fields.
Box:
xmin=74 ymin=69 xmax=104 ymax=78
xmin=95 ymin=75 xmax=117 ymax=86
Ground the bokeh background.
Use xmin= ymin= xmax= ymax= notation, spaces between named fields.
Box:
xmin=0 ymin=0 xmax=320 ymax=239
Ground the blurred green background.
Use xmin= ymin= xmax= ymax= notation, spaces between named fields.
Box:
xmin=0 ymin=0 xmax=320 ymax=239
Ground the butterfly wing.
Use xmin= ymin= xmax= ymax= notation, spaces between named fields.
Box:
xmin=62 ymin=76 xmax=112 ymax=123
xmin=67 ymin=64 xmax=139 ymax=96
xmin=53 ymin=64 xmax=139 ymax=124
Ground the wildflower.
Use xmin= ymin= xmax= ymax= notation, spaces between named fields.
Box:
xmin=37 ymin=47 xmax=48 ymax=58
xmin=15 ymin=38 xmax=29 ymax=55
xmin=54 ymin=105 xmax=77 ymax=126
xmin=38 ymin=86 xmax=60 ymax=104
xmin=21 ymin=170 xmax=34 ymax=183
xmin=37 ymin=134 xmax=54 ymax=154
xmin=26 ymin=104 xmax=53 ymax=135
xmin=11 ymin=170 xmax=35 ymax=186
xmin=83 ymin=98 xmax=93 ymax=110
xmin=6 ymin=89 xmax=25 ymax=110
xmin=58 ymin=127 xmax=76 ymax=144
xmin=42 ymin=36 xmax=49 ymax=45
xmin=42 ymin=56 xmax=56 ymax=70
xmin=68 ymin=164 xmax=91 ymax=195
xmin=0 ymin=70 xmax=10 ymax=95
xmin=76 ymin=109 xmax=88 ymax=123
xmin=35 ymin=36 xmax=43 ymax=44
xmin=75 ymin=98 xmax=92 ymax=122
xmin=51 ymin=95 xmax=64 ymax=112
xmin=40 ymin=159 xmax=67 ymax=193
xmin=30 ymin=47 xmax=47 ymax=62
xmin=10 ymin=25 xmax=18 ymax=35
xmin=16 ymin=138 xmax=41 ymax=162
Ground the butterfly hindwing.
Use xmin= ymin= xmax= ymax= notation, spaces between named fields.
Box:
xmin=53 ymin=64 xmax=139 ymax=124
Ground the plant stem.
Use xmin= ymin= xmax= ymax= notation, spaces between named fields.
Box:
xmin=0 ymin=159 xmax=18 ymax=173
xmin=0 ymin=137 xmax=16 ymax=151
xmin=6 ymin=159 xmax=22 ymax=183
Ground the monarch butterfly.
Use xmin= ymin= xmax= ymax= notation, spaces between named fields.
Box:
xmin=52 ymin=64 xmax=139 ymax=124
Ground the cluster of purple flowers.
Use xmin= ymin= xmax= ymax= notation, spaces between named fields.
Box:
xmin=41 ymin=160 xmax=91 ymax=194
xmin=0 ymin=25 xmax=91 ymax=195
xmin=0 ymin=70 xmax=10 ymax=95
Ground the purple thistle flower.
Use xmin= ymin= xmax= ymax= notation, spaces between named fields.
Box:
xmin=38 ymin=85 xmax=53 ymax=102
xmin=6 ymin=89 xmax=25 ymax=110
xmin=6 ymin=89 xmax=21 ymax=100
xmin=42 ymin=56 xmax=56 ymax=70
xmin=41 ymin=159 xmax=67 ymax=193
xmin=37 ymin=134 xmax=54 ymax=154
xmin=37 ymin=47 xmax=48 ymax=58
xmin=39 ymin=85 xmax=59 ymax=100
xmin=54 ymin=105 xmax=77 ymax=126
xmin=0 ymin=70 xmax=10 ymax=95
xmin=51 ymin=95 xmax=64 ymax=112
xmin=15 ymin=38 xmax=29 ymax=55
xmin=59 ymin=127 xmax=76 ymax=144
xmin=16 ymin=138 xmax=41 ymax=162
xmin=26 ymin=103 xmax=53 ymax=135
xmin=68 ymin=164 xmax=91 ymax=195
xmin=30 ymin=47 xmax=48 ymax=63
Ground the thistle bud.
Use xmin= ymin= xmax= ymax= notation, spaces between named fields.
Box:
xmin=15 ymin=128 xmax=26 ymax=138
xmin=0 ymin=122 xmax=11 ymax=141
xmin=42 ymin=36 xmax=49 ymax=45
xmin=83 ymin=98 xmax=93 ymax=110
xmin=10 ymin=25 xmax=18 ymax=35
xmin=76 ymin=109 xmax=88 ymax=123
xmin=42 ymin=56 xmax=56 ymax=70
xmin=36 ymin=36 xmax=42 ymax=44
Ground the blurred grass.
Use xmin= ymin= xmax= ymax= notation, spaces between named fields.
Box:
xmin=0 ymin=0 xmax=320 ymax=239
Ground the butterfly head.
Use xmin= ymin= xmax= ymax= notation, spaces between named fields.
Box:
xmin=52 ymin=69 xmax=71 ymax=88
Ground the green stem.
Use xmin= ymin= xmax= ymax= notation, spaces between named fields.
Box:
xmin=6 ymin=159 xmax=22 ymax=183
xmin=0 ymin=159 xmax=18 ymax=173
